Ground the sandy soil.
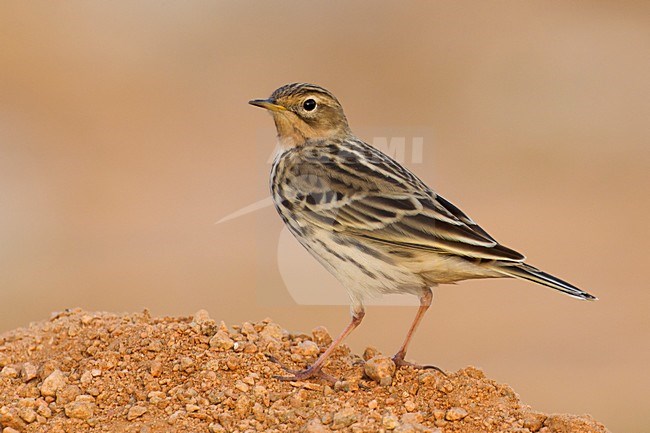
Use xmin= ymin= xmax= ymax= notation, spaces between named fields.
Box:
xmin=0 ymin=309 xmax=609 ymax=433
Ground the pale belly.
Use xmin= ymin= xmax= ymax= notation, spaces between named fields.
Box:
xmin=291 ymin=227 xmax=427 ymax=303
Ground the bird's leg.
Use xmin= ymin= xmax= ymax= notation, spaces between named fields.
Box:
xmin=271 ymin=305 xmax=365 ymax=383
xmin=392 ymin=287 xmax=445 ymax=374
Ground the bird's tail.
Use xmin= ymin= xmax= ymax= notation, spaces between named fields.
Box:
xmin=493 ymin=263 xmax=597 ymax=300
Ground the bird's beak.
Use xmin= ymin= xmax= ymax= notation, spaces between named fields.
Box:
xmin=248 ymin=98 xmax=287 ymax=112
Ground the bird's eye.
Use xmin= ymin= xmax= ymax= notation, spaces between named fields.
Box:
xmin=302 ymin=99 xmax=317 ymax=111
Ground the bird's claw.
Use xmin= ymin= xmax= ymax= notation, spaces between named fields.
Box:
xmin=265 ymin=354 xmax=338 ymax=383
xmin=392 ymin=355 xmax=447 ymax=376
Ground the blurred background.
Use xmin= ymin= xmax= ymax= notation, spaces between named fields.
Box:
xmin=1 ymin=2 xmax=648 ymax=431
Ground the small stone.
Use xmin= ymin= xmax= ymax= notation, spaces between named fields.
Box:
xmin=418 ymin=371 xmax=438 ymax=385
xmin=186 ymin=404 xmax=200 ymax=413
xmin=56 ymin=385 xmax=81 ymax=405
xmin=80 ymin=371 xmax=93 ymax=384
xmin=364 ymin=356 xmax=396 ymax=386
xmin=208 ymin=423 xmax=226 ymax=433
xmin=150 ymin=360 xmax=163 ymax=377
xmin=127 ymin=405 xmax=147 ymax=420
xmin=331 ymin=407 xmax=357 ymax=429
xmin=0 ymin=406 xmax=22 ymax=430
xmin=234 ymin=380 xmax=250 ymax=393
xmin=64 ymin=400 xmax=95 ymax=420
xmin=148 ymin=391 xmax=167 ymax=404
xmin=18 ymin=407 xmax=37 ymax=423
xmin=193 ymin=309 xmax=211 ymax=324
xmin=463 ymin=366 xmax=485 ymax=379
xmin=260 ymin=323 xmax=283 ymax=340
xmin=1 ymin=366 xmax=18 ymax=379
xmin=296 ymin=340 xmax=320 ymax=358
xmin=305 ymin=417 xmax=331 ymax=433
xmin=205 ymin=360 xmax=220 ymax=372
xmin=234 ymin=395 xmax=251 ymax=417
xmin=382 ymin=413 xmax=399 ymax=429
xmin=311 ymin=326 xmax=332 ymax=346
xmin=523 ymin=412 xmax=547 ymax=432
xmin=179 ymin=357 xmax=194 ymax=372
xmin=367 ymin=399 xmax=378 ymax=409
xmin=36 ymin=401 xmax=52 ymax=418
xmin=209 ymin=330 xmax=234 ymax=351
xmin=3 ymin=428 xmax=21 ymax=433
xmin=240 ymin=322 xmax=258 ymax=339
xmin=90 ymin=369 xmax=102 ymax=377
xmin=334 ymin=380 xmax=351 ymax=392
xmin=401 ymin=412 xmax=424 ymax=424
xmin=225 ymin=356 xmax=240 ymax=370
xmin=445 ymin=407 xmax=468 ymax=421
xmin=21 ymin=363 xmax=38 ymax=382
xmin=41 ymin=370 xmax=66 ymax=397
xmin=363 ymin=346 xmax=381 ymax=361
xmin=404 ymin=400 xmax=416 ymax=412
xmin=394 ymin=424 xmax=418 ymax=433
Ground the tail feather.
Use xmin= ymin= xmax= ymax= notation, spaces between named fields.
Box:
xmin=495 ymin=263 xmax=597 ymax=300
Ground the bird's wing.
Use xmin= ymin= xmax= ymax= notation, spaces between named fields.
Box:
xmin=285 ymin=140 xmax=525 ymax=262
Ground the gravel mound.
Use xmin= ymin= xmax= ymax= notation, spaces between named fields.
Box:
xmin=0 ymin=309 xmax=609 ymax=433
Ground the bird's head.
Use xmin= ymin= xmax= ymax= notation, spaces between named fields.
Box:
xmin=249 ymin=83 xmax=351 ymax=147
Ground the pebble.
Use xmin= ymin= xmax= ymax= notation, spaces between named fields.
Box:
xmin=382 ymin=413 xmax=399 ymax=429
xmin=0 ymin=366 xmax=18 ymax=379
xmin=401 ymin=412 xmax=423 ymax=424
xmin=18 ymin=407 xmax=37 ymax=423
xmin=363 ymin=346 xmax=381 ymax=361
xmin=305 ymin=417 xmax=331 ymax=433
xmin=56 ymin=385 xmax=81 ymax=405
xmin=208 ymin=423 xmax=227 ymax=433
xmin=193 ymin=309 xmax=211 ymax=324
xmin=150 ymin=360 xmax=163 ymax=377
xmin=40 ymin=369 xmax=66 ymax=397
xmin=234 ymin=380 xmax=250 ymax=393
xmin=148 ymin=391 xmax=167 ymax=404
xmin=260 ymin=323 xmax=283 ymax=340
xmin=523 ymin=412 xmax=547 ymax=432
xmin=404 ymin=400 xmax=416 ymax=412
xmin=179 ymin=357 xmax=194 ymax=372
xmin=331 ymin=407 xmax=357 ymax=429
xmin=80 ymin=371 xmax=93 ymax=384
xmin=36 ymin=401 xmax=51 ymax=418
xmin=21 ymin=363 xmax=38 ymax=382
xmin=445 ymin=407 xmax=468 ymax=421
xmin=240 ymin=322 xmax=258 ymax=340
xmin=311 ymin=326 xmax=332 ymax=346
xmin=3 ymin=428 xmax=21 ymax=433
xmin=209 ymin=331 xmax=234 ymax=351
xmin=394 ymin=424 xmax=417 ymax=433
xmin=296 ymin=340 xmax=320 ymax=358
xmin=364 ymin=356 xmax=396 ymax=386
xmin=64 ymin=400 xmax=95 ymax=420
xmin=234 ymin=395 xmax=252 ymax=417
xmin=126 ymin=405 xmax=147 ymax=420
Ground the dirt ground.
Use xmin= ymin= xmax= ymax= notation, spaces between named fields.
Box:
xmin=0 ymin=309 xmax=609 ymax=433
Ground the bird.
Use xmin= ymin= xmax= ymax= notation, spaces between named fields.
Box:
xmin=249 ymin=82 xmax=597 ymax=382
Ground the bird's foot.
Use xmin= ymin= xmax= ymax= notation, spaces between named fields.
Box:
xmin=392 ymin=354 xmax=446 ymax=376
xmin=265 ymin=354 xmax=338 ymax=383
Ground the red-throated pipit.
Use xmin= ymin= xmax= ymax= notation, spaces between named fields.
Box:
xmin=250 ymin=83 xmax=596 ymax=382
